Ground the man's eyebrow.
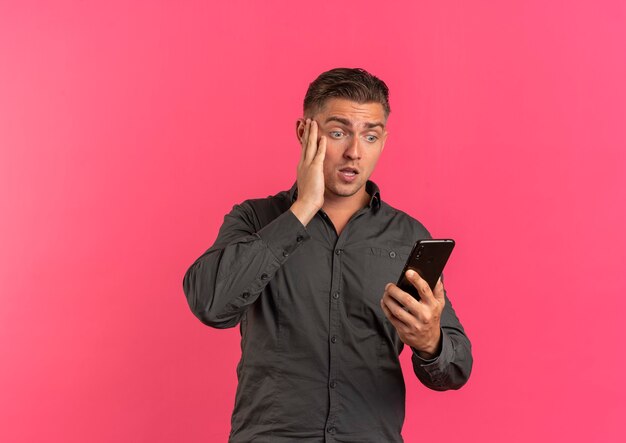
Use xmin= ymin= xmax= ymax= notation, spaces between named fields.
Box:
xmin=324 ymin=116 xmax=351 ymax=126
xmin=364 ymin=122 xmax=385 ymax=130
xmin=324 ymin=116 xmax=385 ymax=130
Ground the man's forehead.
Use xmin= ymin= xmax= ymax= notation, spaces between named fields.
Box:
xmin=315 ymin=98 xmax=387 ymax=127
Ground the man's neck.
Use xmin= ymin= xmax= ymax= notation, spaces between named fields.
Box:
xmin=322 ymin=189 xmax=370 ymax=235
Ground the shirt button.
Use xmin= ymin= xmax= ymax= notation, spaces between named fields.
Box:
xmin=331 ymin=335 xmax=337 ymax=343
xmin=327 ymin=427 xmax=336 ymax=434
xmin=242 ymin=292 xmax=250 ymax=299
xmin=335 ymin=249 xmax=343 ymax=255
xmin=389 ymin=251 xmax=397 ymax=258
xmin=296 ymin=235 xmax=304 ymax=243
xmin=330 ymin=380 xmax=337 ymax=389
xmin=282 ymin=250 xmax=289 ymax=257
xmin=261 ymin=273 xmax=269 ymax=280
xmin=332 ymin=291 xmax=339 ymax=300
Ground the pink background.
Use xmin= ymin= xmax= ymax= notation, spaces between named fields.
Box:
xmin=1 ymin=1 xmax=625 ymax=441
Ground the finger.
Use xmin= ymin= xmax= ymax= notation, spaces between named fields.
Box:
xmin=303 ymin=118 xmax=311 ymax=146
xmin=433 ymin=278 xmax=446 ymax=304
xmin=299 ymin=119 xmax=310 ymax=165
xmin=382 ymin=289 xmax=408 ymax=320
xmin=299 ymin=119 xmax=309 ymax=162
xmin=406 ymin=269 xmax=436 ymax=306
xmin=380 ymin=298 xmax=409 ymax=331
xmin=305 ymin=120 xmax=318 ymax=163
xmin=314 ymin=135 xmax=326 ymax=164
xmin=385 ymin=282 xmax=423 ymax=315
xmin=382 ymin=287 xmax=420 ymax=325
xmin=304 ymin=118 xmax=311 ymax=141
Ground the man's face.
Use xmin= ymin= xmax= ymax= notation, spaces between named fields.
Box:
xmin=304 ymin=98 xmax=388 ymax=202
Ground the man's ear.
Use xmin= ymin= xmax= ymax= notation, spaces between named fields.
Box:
xmin=296 ymin=118 xmax=306 ymax=143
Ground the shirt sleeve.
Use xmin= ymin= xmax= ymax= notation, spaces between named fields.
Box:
xmin=410 ymin=292 xmax=473 ymax=390
xmin=183 ymin=201 xmax=309 ymax=329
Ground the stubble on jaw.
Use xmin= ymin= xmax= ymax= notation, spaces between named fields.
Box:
xmin=323 ymin=180 xmax=370 ymax=207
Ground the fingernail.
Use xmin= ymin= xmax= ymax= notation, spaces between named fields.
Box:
xmin=407 ymin=270 xmax=416 ymax=278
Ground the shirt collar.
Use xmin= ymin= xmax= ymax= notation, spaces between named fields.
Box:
xmin=288 ymin=180 xmax=381 ymax=210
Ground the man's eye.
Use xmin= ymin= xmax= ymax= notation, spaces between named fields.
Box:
xmin=365 ymin=135 xmax=378 ymax=142
xmin=330 ymin=131 xmax=344 ymax=138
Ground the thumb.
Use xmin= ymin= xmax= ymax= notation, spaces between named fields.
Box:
xmin=406 ymin=269 xmax=435 ymax=304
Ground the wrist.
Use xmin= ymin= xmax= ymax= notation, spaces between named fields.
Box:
xmin=290 ymin=200 xmax=320 ymax=227
xmin=416 ymin=331 xmax=443 ymax=360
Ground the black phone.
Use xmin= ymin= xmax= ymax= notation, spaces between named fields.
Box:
xmin=396 ymin=239 xmax=455 ymax=299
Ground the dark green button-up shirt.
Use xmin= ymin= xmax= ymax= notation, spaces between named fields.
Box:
xmin=183 ymin=181 xmax=472 ymax=442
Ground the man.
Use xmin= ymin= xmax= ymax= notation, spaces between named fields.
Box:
xmin=183 ymin=68 xmax=472 ymax=442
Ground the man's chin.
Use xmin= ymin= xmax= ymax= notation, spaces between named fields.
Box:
xmin=325 ymin=181 xmax=366 ymax=199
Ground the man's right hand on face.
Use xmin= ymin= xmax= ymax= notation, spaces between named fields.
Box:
xmin=290 ymin=118 xmax=326 ymax=227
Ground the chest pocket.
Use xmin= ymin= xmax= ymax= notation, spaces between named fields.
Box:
xmin=341 ymin=245 xmax=412 ymax=332
xmin=365 ymin=246 xmax=411 ymax=288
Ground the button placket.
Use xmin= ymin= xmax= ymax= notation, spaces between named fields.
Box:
xmin=326 ymin=239 xmax=345 ymax=436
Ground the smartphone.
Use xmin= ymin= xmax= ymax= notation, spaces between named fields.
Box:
xmin=396 ymin=239 xmax=455 ymax=299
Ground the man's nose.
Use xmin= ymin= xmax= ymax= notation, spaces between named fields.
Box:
xmin=344 ymin=136 xmax=362 ymax=160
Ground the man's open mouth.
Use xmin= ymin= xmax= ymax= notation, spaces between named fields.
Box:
xmin=339 ymin=167 xmax=358 ymax=176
